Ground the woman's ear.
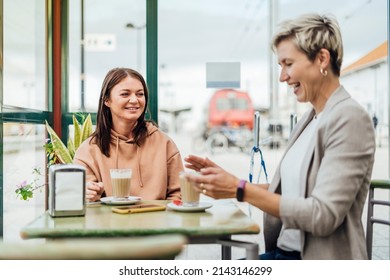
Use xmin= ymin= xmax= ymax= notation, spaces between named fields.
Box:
xmin=318 ymin=48 xmax=331 ymax=69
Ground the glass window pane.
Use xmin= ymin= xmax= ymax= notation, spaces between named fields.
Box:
xmin=158 ymin=0 xmax=276 ymax=169
xmin=3 ymin=123 xmax=46 ymax=242
xmin=68 ymin=0 xmax=146 ymax=112
xmin=3 ymin=0 xmax=47 ymax=110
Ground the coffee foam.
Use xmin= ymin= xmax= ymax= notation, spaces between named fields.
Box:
xmin=110 ymin=169 xmax=132 ymax=179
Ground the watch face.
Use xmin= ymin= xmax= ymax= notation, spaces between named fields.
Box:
xmin=236 ymin=188 xmax=244 ymax=201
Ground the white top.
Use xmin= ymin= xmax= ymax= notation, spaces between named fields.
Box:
xmin=277 ymin=113 xmax=321 ymax=252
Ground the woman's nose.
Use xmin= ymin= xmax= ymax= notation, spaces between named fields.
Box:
xmin=128 ymin=96 xmax=137 ymax=103
xmin=279 ymin=69 xmax=288 ymax=82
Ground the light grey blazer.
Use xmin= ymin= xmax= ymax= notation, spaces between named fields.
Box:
xmin=264 ymin=86 xmax=376 ymax=259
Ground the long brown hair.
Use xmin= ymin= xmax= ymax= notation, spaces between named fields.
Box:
xmin=91 ymin=68 xmax=150 ymax=157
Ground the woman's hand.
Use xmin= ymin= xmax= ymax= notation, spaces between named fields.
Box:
xmin=184 ymin=154 xmax=220 ymax=172
xmin=86 ymin=181 xmax=104 ymax=202
xmin=185 ymin=164 xmax=239 ymax=199
xmin=184 ymin=154 xmax=279 ymax=216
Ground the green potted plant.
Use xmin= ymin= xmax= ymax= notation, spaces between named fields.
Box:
xmin=15 ymin=114 xmax=93 ymax=200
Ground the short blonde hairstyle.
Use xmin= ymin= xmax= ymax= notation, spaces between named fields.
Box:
xmin=272 ymin=13 xmax=343 ymax=76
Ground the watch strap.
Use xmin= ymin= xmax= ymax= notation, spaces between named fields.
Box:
xmin=236 ymin=179 xmax=247 ymax=202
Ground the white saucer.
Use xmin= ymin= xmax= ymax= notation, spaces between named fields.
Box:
xmin=167 ymin=202 xmax=213 ymax=212
xmin=100 ymin=196 xmax=141 ymax=205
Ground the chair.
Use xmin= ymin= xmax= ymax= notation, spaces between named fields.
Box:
xmin=366 ymin=179 xmax=390 ymax=259
xmin=0 ymin=234 xmax=187 ymax=260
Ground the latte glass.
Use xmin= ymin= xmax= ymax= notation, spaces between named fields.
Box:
xmin=179 ymin=171 xmax=200 ymax=207
xmin=110 ymin=168 xmax=132 ymax=200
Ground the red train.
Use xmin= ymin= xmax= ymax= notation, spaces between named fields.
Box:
xmin=207 ymin=89 xmax=254 ymax=130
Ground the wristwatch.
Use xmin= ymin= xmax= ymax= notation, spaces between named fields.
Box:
xmin=236 ymin=179 xmax=247 ymax=202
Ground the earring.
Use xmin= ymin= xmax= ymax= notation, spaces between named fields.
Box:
xmin=320 ymin=68 xmax=328 ymax=77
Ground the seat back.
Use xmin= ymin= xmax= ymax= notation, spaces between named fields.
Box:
xmin=366 ymin=179 xmax=390 ymax=259
xmin=0 ymin=235 xmax=187 ymax=260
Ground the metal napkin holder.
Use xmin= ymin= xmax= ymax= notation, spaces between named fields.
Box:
xmin=48 ymin=164 xmax=86 ymax=217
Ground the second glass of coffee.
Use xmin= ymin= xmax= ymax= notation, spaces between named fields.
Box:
xmin=179 ymin=171 xmax=200 ymax=207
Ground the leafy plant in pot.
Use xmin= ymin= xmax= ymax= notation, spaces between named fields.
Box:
xmin=15 ymin=114 xmax=93 ymax=200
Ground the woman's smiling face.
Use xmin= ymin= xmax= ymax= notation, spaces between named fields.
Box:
xmin=105 ymin=75 xmax=146 ymax=125
xmin=276 ymin=39 xmax=323 ymax=104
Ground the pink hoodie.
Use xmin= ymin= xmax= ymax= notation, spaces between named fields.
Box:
xmin=73 ymin=122 xmax=183 ymax=200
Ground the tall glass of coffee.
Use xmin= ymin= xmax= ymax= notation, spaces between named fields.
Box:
xmin=110 ymin=168 xmax=132 ymax=200
xmin=179 ymin=171 xmax=200 ymax=207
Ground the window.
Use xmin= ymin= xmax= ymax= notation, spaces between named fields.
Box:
xmin=1 ymin=0 xmax=47 ymax=241
xmin=68 ymin=0 xmax=146 ymax=112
